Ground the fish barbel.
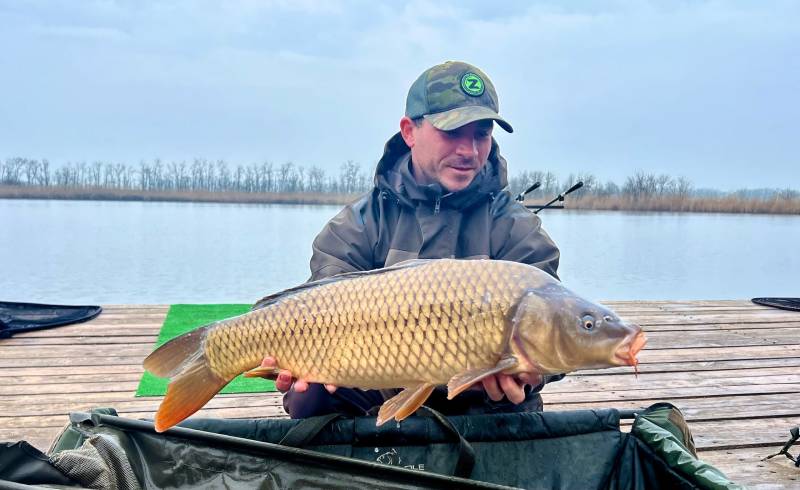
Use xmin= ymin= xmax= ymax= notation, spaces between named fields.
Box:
xmin=144 ymin=259 xmax=646 ymax=432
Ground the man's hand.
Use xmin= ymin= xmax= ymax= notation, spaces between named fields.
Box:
xmin=257 ymin=357 xmax=337 ymax=394
xmin=480 ymin=373 xmax=542 ymax=404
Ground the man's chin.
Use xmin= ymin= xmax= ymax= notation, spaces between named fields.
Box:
xmin=441 ymin=171 xmax=476 ymax=192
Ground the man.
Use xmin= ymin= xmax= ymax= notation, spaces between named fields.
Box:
xmin=260 ymin=61 xmax=561 ymax=418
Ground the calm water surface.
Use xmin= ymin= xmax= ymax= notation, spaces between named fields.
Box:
xmin=1 ymin=199 xmax=798 ymax=304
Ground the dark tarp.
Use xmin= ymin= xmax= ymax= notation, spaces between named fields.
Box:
xmin=0 ymin=441 xmax=79 ymax=487
xmin=751 ymin=297 xmax=800 ymax=312
xmin=0 ymin=301 xmax=102 ymax=338
xmin=0 ymin=403 xmax=742 ymax=489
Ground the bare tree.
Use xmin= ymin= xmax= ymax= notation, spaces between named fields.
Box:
xmin=676 ymin=176 xmax=692 ymax=197
xmin=340 ymin=160 xmax=363 ymax=194
xmin=307 ymin=165 xmax=326 ymax=192
xmin=41 ymin=159 xmax=50 ymax=186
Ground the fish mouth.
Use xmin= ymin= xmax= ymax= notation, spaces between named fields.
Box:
xmin=612 ymin=329 xmax=647 ymax=368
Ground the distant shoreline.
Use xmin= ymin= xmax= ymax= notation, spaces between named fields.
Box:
xmin=1 ymin=185 xmax=798 ymax=215
xmin=0 ymin=185 xmax=357 ymax=206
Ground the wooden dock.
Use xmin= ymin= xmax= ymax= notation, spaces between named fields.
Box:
xmin=1 ymin=300 xmax=798 ymax=488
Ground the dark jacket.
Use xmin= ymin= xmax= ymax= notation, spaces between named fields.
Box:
xmin=284 ymin=132 xmax=561 ymax=418
xmin=310 ymin=132 xmax=560 ymax=280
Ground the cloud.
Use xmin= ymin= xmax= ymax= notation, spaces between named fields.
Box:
xmin=30 ymin=24 xmax=130 ymax=41
xmin=0 ymin=0 xmax=797 ymax=189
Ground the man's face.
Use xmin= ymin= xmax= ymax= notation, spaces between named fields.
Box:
xmin=402 ymin=118 xmax=494 ymax=193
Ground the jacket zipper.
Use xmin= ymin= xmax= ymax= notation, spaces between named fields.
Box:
xmin=434 ymin=196 xmax=441 ymax=215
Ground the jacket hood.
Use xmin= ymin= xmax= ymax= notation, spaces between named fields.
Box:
xmin=374 ymin=132 xmax=509 ymax=210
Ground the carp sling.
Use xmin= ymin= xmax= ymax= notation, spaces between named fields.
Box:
xmin=144 ymin=259 xmax=646 ymax=432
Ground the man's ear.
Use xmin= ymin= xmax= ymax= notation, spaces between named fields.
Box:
xmin=399 ymin=116 xmax=416 ymax=148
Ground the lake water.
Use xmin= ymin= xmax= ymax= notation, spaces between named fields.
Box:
xmin=1 ymin=199 xmax=798 ymax=304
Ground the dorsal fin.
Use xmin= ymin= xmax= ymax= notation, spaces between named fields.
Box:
xmin=251 ymin=259 xmax=435 ymax=310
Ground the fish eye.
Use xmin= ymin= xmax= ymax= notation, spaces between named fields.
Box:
xmin=582 ymin=315 xmax=595 ymax=330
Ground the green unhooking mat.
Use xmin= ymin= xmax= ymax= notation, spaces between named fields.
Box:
xmin=135 ymin=304 xmax=277 ymax=396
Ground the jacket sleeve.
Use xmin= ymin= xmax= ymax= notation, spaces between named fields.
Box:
xmin=308 ymin=193 xmax=377 ymax=281
xmin=490 ymin=193 xmax=560 ymax=279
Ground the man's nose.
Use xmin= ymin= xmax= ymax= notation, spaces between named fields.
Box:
xmin=454 ymin=136 xmax=479 ymax=158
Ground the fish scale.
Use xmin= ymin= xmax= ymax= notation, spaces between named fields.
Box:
xmin=144 ymin=258 xmax=646 ymax=432
xmin=204 ymin=259 xmax=522 ymax=388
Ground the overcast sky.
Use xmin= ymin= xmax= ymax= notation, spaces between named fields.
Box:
xmin=1 ymin=0 xmax=797 ymax=190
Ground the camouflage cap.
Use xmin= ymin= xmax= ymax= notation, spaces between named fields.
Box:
xmin=405 ymin=61 xmax=513 ymax=133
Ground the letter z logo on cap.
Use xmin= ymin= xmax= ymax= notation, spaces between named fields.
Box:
xmin=460 ymin=72 xmax=485 ymax=96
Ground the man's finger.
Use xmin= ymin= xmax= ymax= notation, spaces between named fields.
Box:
xmin=324 ymin=384 xmax=338 ymax=394
xmin=482 ymin=375 xmax=503 ymax=401
xmin=498 ymin=374 xmax=526 ymax=404
xmin=518 ymin=373 xmax=543 ymax=387
xmin=275 ymin=370 xmax=294 ymax=392
xmin=294 ymin=379 xmax=309 ymax=393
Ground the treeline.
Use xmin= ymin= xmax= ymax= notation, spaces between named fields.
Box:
xmin=508 ymin=170 xmax=696 ymax=199
xmin=0 ymin=157 xmax=371 ymax=194
xmin=508 ymin=170 xmax=798 ymax=201
xmin=2 ymin=157 xmax=798 ymax=213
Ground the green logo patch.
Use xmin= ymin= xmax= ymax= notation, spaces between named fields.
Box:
xmin=460 ymin=72 xmax=485 ymax=96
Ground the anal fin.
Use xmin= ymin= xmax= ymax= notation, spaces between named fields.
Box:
xmin=446 ymin=356 xmax=518 ymax=400
xmin=242 ymin=365 xmax=280 ymax=379
xmin=376 ymin=383 xmax=435 ymax=426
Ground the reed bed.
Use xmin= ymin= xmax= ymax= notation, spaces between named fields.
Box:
xmin=2 ymin=185 xmax=799 ymax=215
xmin=560 ymin=195 xmax=800 ymax=215
xmin=0 ymin=186 xmax=356 ymax=206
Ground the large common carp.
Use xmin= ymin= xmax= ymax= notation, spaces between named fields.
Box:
xmin=144 ymin=259 xmax=646 ymax=432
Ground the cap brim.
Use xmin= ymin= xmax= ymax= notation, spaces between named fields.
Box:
xmin=424 ymin=105 xmax=513 ymax=133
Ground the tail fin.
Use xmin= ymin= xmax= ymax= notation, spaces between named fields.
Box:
xmin=143 ymin=324 xmax=232 ymax=432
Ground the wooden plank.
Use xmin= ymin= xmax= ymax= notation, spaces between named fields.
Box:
xmin=627 ymin=312 xmax=800 ymax=326
xmin=0 ymin=364 xmax=145 ymax=378
xmin=0 ymin=380 xmax=145 ymax=396
xmin=581 ymin=357 xmax=800 ymax=375
xmin=689 ymin=417 xmax=800 ymax=450
xmin=543 ymin=383 xmax=799 ymax=404
xmin=611 ymin=305 xmax=792 ymax=314
xmin=0 ymin=356 xmax=146 ymax=368
xmin=547 ymin=393 xmax=800 ymax=421
xmin=639 ymin=329 xmax=800 ymax=348
xmin=700 ymin=447 xmax=800 ymax=489
xmin=94 ymin=304 xmax=170 ymax=310
xmin=0 ymin=373 xmax=143 ymax=387
xmin=0 ymin=345 xmax=153 ymax=358
xmin=637 ymin=345 xmax=800 ymax=363
xmin=548 ymin=371 xmax=800 ymax=393
xmin=14 ymin=325 xmax=163 ymax=337
xmin=637 ymin=321 xmax=800 ymax=332
xmin=2 ymin=335 xmax=161 ymax=346
xmin=0 ymin=392 xmax=284 ymax=418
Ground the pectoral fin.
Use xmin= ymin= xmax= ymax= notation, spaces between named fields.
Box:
xmin=446 ymin=356 xmax=519 ymax=400
xmin=376 ymin=383 xmax=436 ymax=426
